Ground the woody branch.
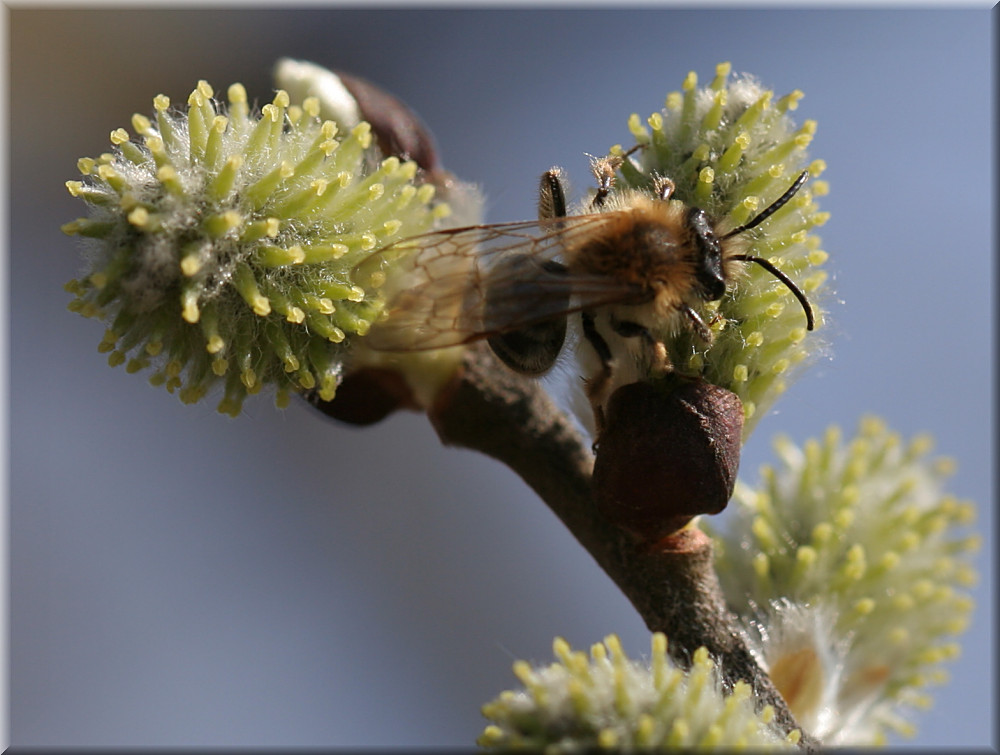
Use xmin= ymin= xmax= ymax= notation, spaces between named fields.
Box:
xmin=310 ymin=342 xmax=816 ymax=749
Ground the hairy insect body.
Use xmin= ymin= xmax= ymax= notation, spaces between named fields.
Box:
xmin=356 ymin=153 xmax=813 ymax=436
xmin=556 ymin=193 xmax=744 ymax=427
xmin=576 ymin=197 xmax=737 ymax=315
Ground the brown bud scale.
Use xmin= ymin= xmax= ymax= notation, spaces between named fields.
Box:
xmin=334 ymin=71 xmax=440 ymax=175
xmin=592 ymin=379 xmax=743 ymax=541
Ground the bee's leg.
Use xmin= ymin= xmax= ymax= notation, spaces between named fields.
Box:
xmin=589 ymin=144 xmax=643 ymax=209
xmin=589 ymin=157 xmax=616 ymax=209
xmin=486 ymin=256 xmax=568 ymax=376
xmin=486 ymin=168 xmax=572 ymax=376
xmin=679 ymin=304 xmax=714 ymax=344
xmin=581 ymin=309 xmax=614 ymax=437
xmin=652 ymin=174 xmax=676 ymax=202
xmin=538 ymin=168 xmax=568 ymax=221
xmin=611 ymin=318 xmax=671 ymax=375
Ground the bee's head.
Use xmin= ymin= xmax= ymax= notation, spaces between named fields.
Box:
xmin=678 ymin=172 xmax=814 ymax=332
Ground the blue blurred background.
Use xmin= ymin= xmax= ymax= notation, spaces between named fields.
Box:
xmin=8 ymin=8 xmax=993 ymax=748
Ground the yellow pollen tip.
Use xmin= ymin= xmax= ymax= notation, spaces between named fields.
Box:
xmin=252 ymin=296 xmax=271 ymax=316
xmin=180 ymin=255 xmax=202 ymax=276
xmin=227 ymin=83 xmax=247 ymax=104
xmin=127 ymin=207 xmax=149 ymax=227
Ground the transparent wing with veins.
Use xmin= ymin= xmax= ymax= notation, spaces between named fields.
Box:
xmin=354 ymin=214 xmax=644 ymax=351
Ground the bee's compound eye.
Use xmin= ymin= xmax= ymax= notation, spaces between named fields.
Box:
xmin=592 ymin=379 xmax=743 ymax=542
xmin=686 ymin=208 xmax=726 ymax=300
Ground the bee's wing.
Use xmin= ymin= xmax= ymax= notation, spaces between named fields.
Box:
xmin=354 ymin=214 xmax=644 ymax=351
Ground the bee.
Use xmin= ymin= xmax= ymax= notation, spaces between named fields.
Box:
xmin=354 ymin=150 xmax=814 ymax=434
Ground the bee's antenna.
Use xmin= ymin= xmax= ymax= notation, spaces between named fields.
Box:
xmin=721 ymin=170 xmax=815 ymax=330
xmin=731 ymin=253 xmax=815 ymax=331
xmin=722 ymin=170 xmax=809 ymax=240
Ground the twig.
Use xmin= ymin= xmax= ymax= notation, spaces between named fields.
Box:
xmin=425 ymin=343 xmax=817 ymax=748
xmin=308 ymin=341 xmax=817 ymax=748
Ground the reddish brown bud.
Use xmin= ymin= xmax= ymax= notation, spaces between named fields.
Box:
xmin=334 ymin=71 xmax=440 ymax=175
xmin=592 ymin=379 xmax=744 ymax=541
xmin=304 ymin=367 xmax=418 ymax=425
